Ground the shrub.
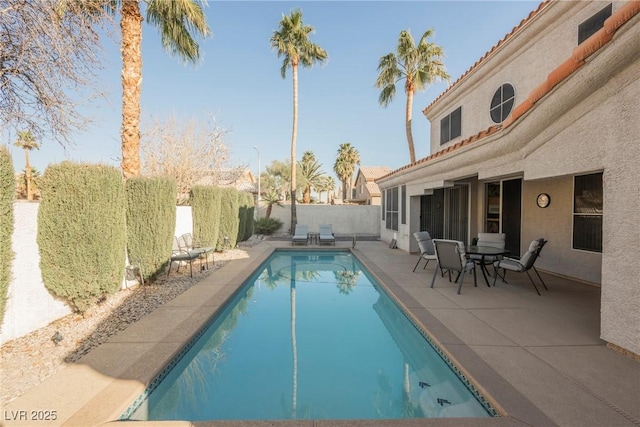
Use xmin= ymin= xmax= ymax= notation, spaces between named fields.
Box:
xmin=0 ymin=147 xmax=15 ymax=324
xmin=38 ymin=162 xmax=126 ymax=312
xmin=126 ymin=177 xmax=177 ymax=281
xmin=255 ymin=217 xmax=283 ymax=235
xmin=244 ymin=193 xmax=255 ymax=241
xmin=216 ymin=188 xmax=240 ymax=250
xmin=190 ymin=186 xmax=221 ymax=248
xmin=236 ymin=192 xmax=254 ymax=243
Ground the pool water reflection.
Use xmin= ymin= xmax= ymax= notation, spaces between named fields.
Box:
xmin=126 ymin=250 xmax=494 ymax=421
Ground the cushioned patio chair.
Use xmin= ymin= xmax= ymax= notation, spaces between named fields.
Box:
xmin=412 ymin=231 xmax=437 ymax=272
xmin=168 ymin=236 xmax=200 ymax=278
xmin=179 ymin=233 xmax=214 ymax=270
xmin=492 ymin=238 xmax=548 ymax=295
xmin=430 ymin=239 xmax=477 ymax=294
xmin=292 ymin=224 xmax=309 ymax=246
xmin=319 ymin=224 xmax=335 ymax=246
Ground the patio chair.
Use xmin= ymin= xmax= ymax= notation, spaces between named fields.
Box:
xmin=492 ymin=238 xmax=548 ymax=295
xmin=179 ymin=233 xmax=214 ymax=270
xmin=412 ymin=231 xmax=437 ymax=272
xmin=319 ymin=224 xmax=335 ymax=246
xmin=168 ymin=236 xmax=200 ymax=278
xmin=430 ymin=239 xmax=477 ymax=294
xmin=292 ymin=224 xmax=309 ymax=246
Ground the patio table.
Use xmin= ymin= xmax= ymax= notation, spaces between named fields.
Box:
xmin=465 ymin=245 xmax=511 ymax=287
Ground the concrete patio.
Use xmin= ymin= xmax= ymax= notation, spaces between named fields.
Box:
xmin=3 ymin=239 xmax=639 ymax=426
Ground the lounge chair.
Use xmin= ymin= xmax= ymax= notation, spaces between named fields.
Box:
xmin=319 ymin=224 xmax=335 ymax=246
xmin=168 ymin=236 xmax=201 ymax=278
xmin=292 ymin=224 xmax=309 ymax=246
xmin=179 ymin=233 xmax=214 ymax=270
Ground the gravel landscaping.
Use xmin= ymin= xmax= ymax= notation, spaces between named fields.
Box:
xmin=0 ymin=240 xmax=262 ymax=407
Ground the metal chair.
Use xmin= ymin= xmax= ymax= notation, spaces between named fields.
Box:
xmin=168 ymin=236 xmax=200 ymax=278
xmin=430 ymin=239 xmax=477 ymax=294
xmin=412 ymin=231 xmax=437 ymax=272
xmin=493 ymin=238 xmax=548 ymax=295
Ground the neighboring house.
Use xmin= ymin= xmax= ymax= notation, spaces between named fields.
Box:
xmin=377 ymin=1 xmax=640 ymax=356
xmin=196 ymin=168 xmax=255 ymax=193
xmin=351 ymin=166 xmax=392 ymax=205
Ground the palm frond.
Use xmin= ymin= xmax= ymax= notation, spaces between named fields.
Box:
xmin=146 ymin=0 xmax=211 ymax=64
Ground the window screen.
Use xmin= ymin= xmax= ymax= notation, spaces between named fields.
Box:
xmin=573 ymin=173 xmax=603 ymax=252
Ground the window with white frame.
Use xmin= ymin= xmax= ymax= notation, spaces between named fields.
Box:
xmin=440 ymin=106 xmax=462 ymax=145
xmin=573 ymin=172 xmax=603 ymax=252
xmin=385 ymin=187 xmax=399 ymax=231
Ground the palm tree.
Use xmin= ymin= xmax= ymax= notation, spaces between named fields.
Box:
xmin=109 ymin=0 xmax=211 ymax=178
xmin=270 ymin=9 xmax=328 ymax=232
xmin=375 ymin=29 xmax=449 ymax=164
xmin=13 ymin=130 xmax=39 ymax=200
xmin=262 ymin=189 xmax=283 ymax=219
xmin=298 ymin=151 xmax=324 ymax=203
xmin=333 ymin=143 xmax=360 ymax=201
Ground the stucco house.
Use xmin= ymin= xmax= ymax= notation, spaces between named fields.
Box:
xmin=351 ymin=166 xmax=392 ymax=205
xmin=376 ymin=1 xmax=640 ymax=356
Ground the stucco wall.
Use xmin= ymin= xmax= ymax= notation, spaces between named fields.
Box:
xmin=427 ymin=2 xmax=625 ymax=155
xmin=1 ymin=203 xmax=72 ymax=344
xmin=264 ymin=204 xmax=380 ymax=237
xmin=0 ymin=204 xmax=196 ymax=344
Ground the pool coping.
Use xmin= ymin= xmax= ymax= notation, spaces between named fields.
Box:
xmin=3 ymin=241 xmax=553 ymax=426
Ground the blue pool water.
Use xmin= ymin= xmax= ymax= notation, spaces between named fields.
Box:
xmin=125 ymin=250 xmax=494 ymax=421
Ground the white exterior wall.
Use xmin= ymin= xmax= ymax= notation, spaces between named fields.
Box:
xmin=265 ymin=204 xmax=380 ymax=237
xmin=0 ymin=203 xmax=72 ymax=344
xmin=0 ymin=205 xmax=197 ymax=344
xmin=427 ymin=2 xmax=626 ymax=154
xmin=378 ymin=1 xmax=640 ymax=354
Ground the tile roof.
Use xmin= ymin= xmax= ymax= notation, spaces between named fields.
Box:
xmin=365 ymin=181 xmax=382 ymax=196
xmin=379 ymin=0 xmax=640 ymax=182
xmin=358 ymin=166 xmax=393 ymax=181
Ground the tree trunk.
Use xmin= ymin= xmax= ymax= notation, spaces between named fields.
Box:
xmin=266 ymin=203 xmax=272 ymax=219
xmin=303 ymin=186 xmax=310 ymax=204
xmin=342 ymin=179 xmax=347 ymax=200
xmin=120 ymin=0 xmax=143 ymax=178
xmin=405 ymin=89 xmax=416 ymax=164
xmin=290 ymin=63 xmax=298 ymax=232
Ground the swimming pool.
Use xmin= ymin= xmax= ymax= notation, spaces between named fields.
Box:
xmin=123 ymin=250 xmax=496 ymax=421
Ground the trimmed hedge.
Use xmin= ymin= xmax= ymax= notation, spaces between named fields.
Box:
xmin=190 ymin=186 xmax=222 ymax=248
xmin=236 ymin=192 xmax=251 ymax=243
xmin=0 ymin=147 xmax=15 ymax=324
xmin=126 ymin=177 xmax=177 ymax=281
xmin=217 ymin=187 xmax=240 ymax=250
xmin=38 ymin=162 xmax=126 ymax=312
xmin=243 ymin=192 xmax=255 ymax=241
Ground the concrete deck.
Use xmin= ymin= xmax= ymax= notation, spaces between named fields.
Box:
xmin=3 ymin=240 xmax=639 ymax=427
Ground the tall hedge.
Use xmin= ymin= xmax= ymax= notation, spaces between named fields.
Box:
xmin=126 ymin=177 xmax=177 ymax=281
xmin=191 ymin=186 xmax=222 ymax=248
xmin=217 ymin=188 xmax=240 ymax=250
xmin=0 ymin=147 xmax=15 ymax=324
xmin=38 ymin=162 xmax=126 ymax=312
xmin=237 ymin=192 xmax=254 ymax=242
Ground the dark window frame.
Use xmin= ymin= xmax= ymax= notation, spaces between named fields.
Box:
xmin=385 ymin=187 xmax=399 ymax=231
xmin=578 ymin=3 xmax=612 ymax=45
xmin=401 ymin=185 xmax=407 ymax=225
xmin=440 ymin=106 xmax=462 ymax=145
xmin=572 ymin=172 xmax=603 ymax=253
xmin=490 ymin=83 xmax=515 ymax=123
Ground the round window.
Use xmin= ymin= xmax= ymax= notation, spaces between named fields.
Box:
xmin=490 ymin=83 xmax=515 ymax=123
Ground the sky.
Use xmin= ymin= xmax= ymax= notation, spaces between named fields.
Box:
xmin=7 ymin=0 xmax=540 ymax=185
